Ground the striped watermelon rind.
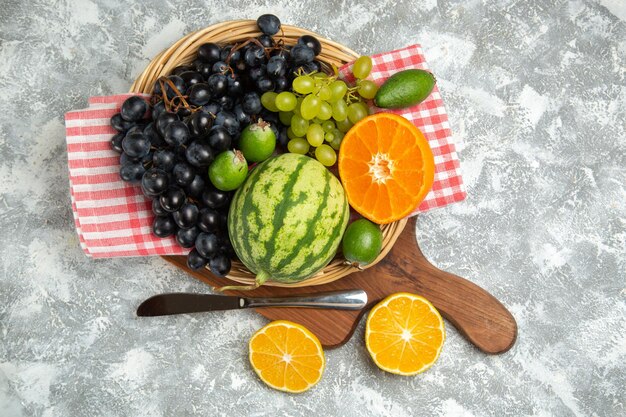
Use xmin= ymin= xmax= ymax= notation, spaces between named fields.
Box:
xmin=227 ymin=153 xmax=349 ymax=287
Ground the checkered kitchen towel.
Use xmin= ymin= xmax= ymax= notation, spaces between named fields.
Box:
xmin=65 ymin=44 xmax=465 ymax=258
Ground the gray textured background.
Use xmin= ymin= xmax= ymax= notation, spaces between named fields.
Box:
xmin=1 ymin=0 xmax=625 ymax=416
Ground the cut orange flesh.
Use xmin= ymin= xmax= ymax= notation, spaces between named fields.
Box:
xmin=249 ymin=320 xmax=325 ymax=393
xmin=366 ymin=293 xmax=445 ymax=375
xmin=338 ymin=113 xmax=435 ymax=224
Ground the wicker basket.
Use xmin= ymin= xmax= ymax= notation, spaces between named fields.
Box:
xmin=130 ymin=19 xmax=408 ymax=287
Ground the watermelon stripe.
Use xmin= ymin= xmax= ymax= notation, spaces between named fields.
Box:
xmin=233 ymin=160 xmax=268 ymax=271
xmin=268 ymin=160 xmax=331 ymax=278
xmin=291 ymin=198 xmax=349 ymax=277
xmin=301 ymin=186 xmax=349 ymax=276
xmin=263 ymin=157 xmax=309 ymax=266
xmin=274 ymin=169 xmax=332 ymax=274
xmin=230 ymin=164 xmax=254 ymax=266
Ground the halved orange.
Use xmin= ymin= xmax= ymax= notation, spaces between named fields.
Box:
xmin=249 ymin=320 xmax=325 ymax=393
xmin=366 ymin=293 xmax=445 ymax=375
xmin=338 ymin=113 xmax=435 ymax=224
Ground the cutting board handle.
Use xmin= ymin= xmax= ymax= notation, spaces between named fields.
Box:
xmin=382 ymin=217 xmax=518 ymax=354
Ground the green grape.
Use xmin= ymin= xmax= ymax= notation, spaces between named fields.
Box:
xmin=329 ymin=80 xmax=348 ymax=101
xmin=293 ymin=76 xmax=315 ymax=94
xmin=315 ymin=144 xmax=337 ymax=166
xmin=332 ymin=128 xmax=344 ymax=140
xmin=358 ymin=80 xmax=379 ymax=100
xmin=306 ymin=123 xmax=325 ymax=147
xmin=317 ymin=101 xmax=333 ymax=120
xmin=261 ymin=92 xmax=279 ymax=112
xmin=322 ymin=120 xmax=336 ymax=133
xmin=324 ymin=132 xmax=335 ymax=143
xmin=291 ymin=114 xmax=309 ymax=137
xmin=312 ymin=72 xmax=328 ymax=80
xmin=330 ymin=136 xmax=342 ymax=151
xmin=331 ymin=100 xmax=348 ymax=121
xmin=288 ymin=138 xmax=310 ymax=155
xmin=301 ymin=95 xmax=321 ymax=120
xmin=287 ymin=126 xmax=298 ymax=140
xmin=279 ymin=111 xmax=293 ymax=125
xmin=347 ymin=102 xmax=369 ymax=124
xmin=293 ymin=97 xmax=303 ymax=116
xmin=317 ymin=86 xmax=332 ymax=101
xmin=275 ymin=92 xmax=298 ymax=112
xmin=336 ymin=117 xmax=353 ymax=133
xmin=352 ymin=56 xmax=373 ymax=79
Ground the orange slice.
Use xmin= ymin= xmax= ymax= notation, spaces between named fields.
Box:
xmin=338 ymin=113 xmax=435 ymax=224
xmin=366 ymin=293 xmax=445 ymax=375
xmin=249 ymin=320 xmax=325 ymax=393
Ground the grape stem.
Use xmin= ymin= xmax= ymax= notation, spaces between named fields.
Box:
xmin=156 ymin=77 xmax=201 ymax=116
xmin=345 ymin=88 xmax=361 ymax=105
xmin=221 ymin=65 xmax=235 ymax=78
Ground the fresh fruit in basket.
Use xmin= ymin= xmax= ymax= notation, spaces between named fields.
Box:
xmin=109 ymin=14 xmax=346 ymax=276
xmin=109 ymin=13 xmax=437 ymax=284
xmin=225 ymin=153 xmax=349 ymax=290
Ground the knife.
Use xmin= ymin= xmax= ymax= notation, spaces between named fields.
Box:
xmin=137 ymin=289 xmax=368 ymax=317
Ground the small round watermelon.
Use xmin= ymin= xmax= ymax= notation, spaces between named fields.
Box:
xmin=228 ymin=153 xmax=349 ymax=288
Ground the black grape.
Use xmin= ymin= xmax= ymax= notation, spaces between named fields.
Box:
xmin=187 ymin=249 xmax=208 ymax=270
xmin=121 ymin=96 xmax=148 ymax=122
xmin=256 ymin=14 xmax=281 ymax=36
xmin=153 ymin=215 xmax=177 ymax=238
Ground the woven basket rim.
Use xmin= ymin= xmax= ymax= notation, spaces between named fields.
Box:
xmin=130 ymin=19 xmax=408 ymax=288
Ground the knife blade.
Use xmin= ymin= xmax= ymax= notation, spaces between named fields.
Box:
xmin=136 ymin=289 xmax=368 ymax=317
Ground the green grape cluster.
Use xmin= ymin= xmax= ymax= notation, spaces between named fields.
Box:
xmin=260 ymin=55 xmax=378 ymax=167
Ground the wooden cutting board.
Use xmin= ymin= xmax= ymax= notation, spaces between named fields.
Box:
xmin=164 ymin=217 xmax=517 ymax=354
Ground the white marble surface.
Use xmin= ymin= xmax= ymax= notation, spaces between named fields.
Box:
xmin=1 ymin=1 xmax=625 ymax=416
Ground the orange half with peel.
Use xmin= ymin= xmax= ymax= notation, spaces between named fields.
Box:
xmin=338 ymin=113 xmax=435 ymax=224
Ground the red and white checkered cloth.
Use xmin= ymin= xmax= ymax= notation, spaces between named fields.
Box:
xmin=65 ymin=44 xmax=465 ymax=258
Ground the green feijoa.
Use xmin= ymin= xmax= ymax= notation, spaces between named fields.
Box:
xmin=208 ymin=150 xmax=248 ymax=191
xmin=374 ymin=69 xmax=436 ymax=109
xmin=342 ymin=219 xmax=383 ymax=267
xmin=239 ymin=120 xmax=277 ymax=162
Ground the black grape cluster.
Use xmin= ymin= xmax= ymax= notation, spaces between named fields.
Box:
xmin=109 ymin=14 xmax=323 ymax=274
